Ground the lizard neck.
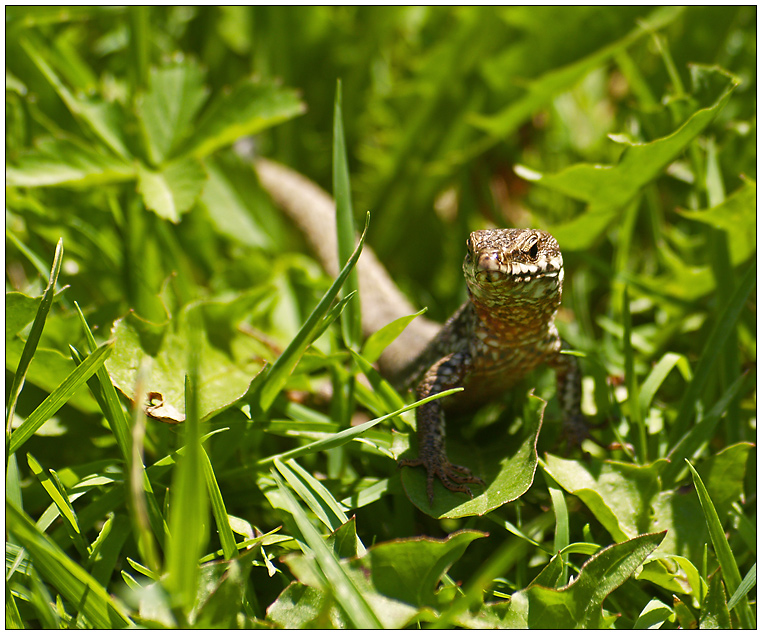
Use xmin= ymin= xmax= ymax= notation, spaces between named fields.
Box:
xmin=469 ymin=288 xmax=562 ymax=347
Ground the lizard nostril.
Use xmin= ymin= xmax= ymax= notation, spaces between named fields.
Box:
xmin=477 ymin=253 xmax=499 ymax=271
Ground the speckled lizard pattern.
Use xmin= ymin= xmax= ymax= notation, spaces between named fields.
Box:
xmin=250 ymin=157 xmax=589 ymax=504
xmin=397 ymin=229 xmax=588 ymax=503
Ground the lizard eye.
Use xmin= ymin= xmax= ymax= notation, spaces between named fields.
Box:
xmin=526 ymin=238 xmax=539 ymax=260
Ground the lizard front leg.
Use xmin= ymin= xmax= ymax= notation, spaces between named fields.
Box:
xmin=398 ymin=350 xmax=484 ymax=504
xmin=548 ymin=345 xmax=590 ymax=446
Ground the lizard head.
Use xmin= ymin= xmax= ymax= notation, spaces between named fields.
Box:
xmin=462 ymin=228 xmax=564 ymax=307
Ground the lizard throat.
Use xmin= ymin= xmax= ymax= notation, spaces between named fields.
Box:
xmin=465 ymin=261 xmax=564 ymax=346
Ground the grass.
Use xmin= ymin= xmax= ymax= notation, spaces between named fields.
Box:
xmin=6 ymin=6 xmax=756 ymax=628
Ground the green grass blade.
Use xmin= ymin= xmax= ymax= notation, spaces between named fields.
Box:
xmin=8 ymin=341 xmax=112 ymax=455
xmin=258 ymin=213 xmax=369 ymax=412
xmin=638 ymin=352 xmax=690 ymax=414
xmin=166 ymin=326 xmax=208 ymax=612
xmin=621 ymin=286 xmax=647 ymax=462
xmin=127 ymin=556 xmax=160 ymax=581
xmin=26 ymin=454 xmax=89 ymax=558
xmin=727 ymin=562 xmax=756 ymax=611
xmin=333 ymin=79 xmax=361 ymax=351
xmin=88 ymin=513 xmax=130 ymax=587
xmin=6 ymin=452 xmax=23 ymax=509
xmin=126 ymin=360 xmax=163 ymax=573
xmin=274 ymin=458 xmax=349 ymax=532
xmin=258 ymin=387 xmax=461 ymax=465
xmin=543 ymin=471 xmax=570 ymax=586
xmin=201 ymin=447 xmax=238 ymax=561
xmin=6 ymin=498 xmax=133 ymax=628
xmin=273 ymin=472 xmax=382 ymax=628
xmin=686 ymin=460 xmax=755 ymax=629
xmin=70 ymin=342 xmax=170 ymax=552
xmin=349 ymin=349 xmax=408 ymax=416
xmin=360 ymin=308 xmax=428 ymax=364
xmin=73 ymin=302 xmax=132 ymax=460
xmin=664 ymin=371 xmax=753 ymax=484
xmin=5 ymin=229 xmax=52 ymax=281
xmin=6 ymin=583 xmax=24 ymax=629
xmin=668 ymin=261 xmax=755 ymax=445
xmin=6 ymin=238 xmax=64 ymax=438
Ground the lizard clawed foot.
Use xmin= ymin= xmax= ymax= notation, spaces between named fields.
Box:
xmin=399 ymin=456 xmax=484 ymax=506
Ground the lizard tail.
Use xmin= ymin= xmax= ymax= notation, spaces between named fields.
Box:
xmin=253 ymin=157 xmax=441 ymax=381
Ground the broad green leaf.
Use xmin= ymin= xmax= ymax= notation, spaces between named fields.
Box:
xmin=107 ymin=295 xmax=266 ymax=422
xmin=529 ymin=553 xmax=565 ymax=589
xmin=189 ymin=560 xmax=252 ymax=628
xmin=648 ymin=490 xmax=707 ymax=566
xmin=401 ymin=394 xmax=542 ymax=519
xmin=187 ymin=79 xmax=306 ymax=159
xmin=136 ymin=60 xmax=209 ymax=165
xmin=137 ymin=158 xmax=207 ymax=223
xmin=516 ymin=66 xmax=738 ymax=249
xmin=636 ymin=554 xmax=704 ymax=605
xmin=326 ymin=517 xmax=361 ymax=559
xmin=273 ymin=527 xmax=483 ymax=628
xmin=266 ymin=582 xmax=344 ymax=628
xmin=199 ymin=162 xmax=271 ymax=248
xmin=346 ymin=529 xmax=486 ymax=610
xmin=6 ymin=239 xmax=64 ymax=433
xmin=687 ymin=461 xmax=755 ymax=629
xmin=466 ymin=8 xmax=683 ymax=144
xmin=9 ymin=341 xmax=112 ymax=455
xmin=6 ymin=499 xmax=133 ymax=628
xmin=676 ymin=179 xmax=756 ymax=266
xmin=20 ymin=35 xmax=130 ymax=158
xmin=543 ymin=455 xmax=664 ymax=542
xmin=697 ymin=442 xmax=753 ymax=520
xmin=6 ymin=137 xmax=134 ymax=187
xmin=633 ymin=598 xmax=674 ymax=629
xmin=504 ymin=532 xmax=666 ymax=628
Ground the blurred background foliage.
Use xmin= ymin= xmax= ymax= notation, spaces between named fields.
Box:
xmin=5 ymin=5 xmax=756 ymax=628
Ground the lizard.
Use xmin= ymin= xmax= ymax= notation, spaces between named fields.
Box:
xmin=251 ymin=155 xmax=589 ymax=504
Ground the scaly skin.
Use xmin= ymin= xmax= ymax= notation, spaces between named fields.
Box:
xmin=250 ymin=158 xmax=589 ymax=504
xmin=398 ymin=229 xmax=588 ymax=503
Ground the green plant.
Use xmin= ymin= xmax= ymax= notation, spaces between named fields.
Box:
xmin=6 ymin=6 xmax=755 ymax=628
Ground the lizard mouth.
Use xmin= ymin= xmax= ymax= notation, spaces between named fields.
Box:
xmin=466 ymin=252 xmax=563 ymax=286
